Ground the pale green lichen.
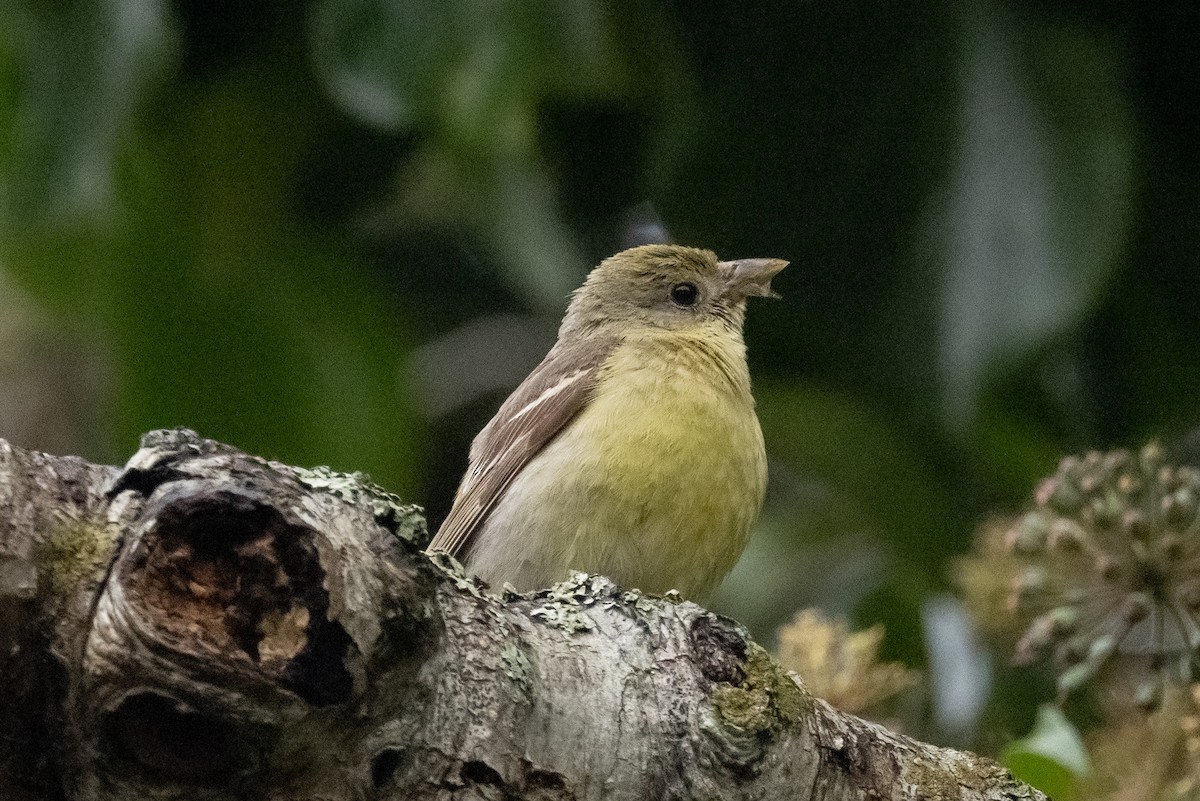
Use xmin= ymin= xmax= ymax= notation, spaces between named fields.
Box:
xmin=426 ymin=551 xmax=489 ymax=600
xmin=501 ymin=641 xmax=530 ymax=681
xmin=527 ymin=573 xmax=607 ymax=633
xmin=619 ymin=588 xmax=659 ymax=614
xmin=294 ymin=465 xmax=428 ymax=547
xmin=904 ymin=753 xmax=1034 ymax=799
xmin=42 ymin=521 xmax=118 ymax=601
xmin=528 ymin=601 xmax=595 ymax=633
xmin=901 ymin=755 xmax=964 ymax=799
xmin=500 ymin=641 xmax=532 ymax=703
xmin=712 ymin=681 xmax=774 ymax=733
xmin=712 ymin=643 xmax=812 ymax=733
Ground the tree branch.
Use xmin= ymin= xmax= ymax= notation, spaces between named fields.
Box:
xmin=0 ymin=430 xmax=1044 ymax=800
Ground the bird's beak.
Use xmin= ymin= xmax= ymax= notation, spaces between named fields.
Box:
xmin=719 ymin=258 xmax=789 ymax=300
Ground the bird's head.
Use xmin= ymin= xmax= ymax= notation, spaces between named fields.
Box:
xmin=561 ymin=244 xmax=788 ymax=337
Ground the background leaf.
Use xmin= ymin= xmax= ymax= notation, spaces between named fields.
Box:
xmin=1003 ymin=704 xmax=1090 ymax=801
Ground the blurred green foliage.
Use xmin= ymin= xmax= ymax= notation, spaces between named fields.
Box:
xmin=1 ymin=0 xmax=1196 ymax=752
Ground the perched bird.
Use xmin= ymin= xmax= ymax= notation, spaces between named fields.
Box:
xmin=428 ymin=244 xmax=787 ymax=600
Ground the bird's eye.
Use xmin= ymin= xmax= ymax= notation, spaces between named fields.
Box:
xmin=670 ymin=282 xmax=699 ymax=307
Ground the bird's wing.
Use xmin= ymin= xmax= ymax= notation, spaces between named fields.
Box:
xmin=428 ymin=335 xmax=618 ymax=558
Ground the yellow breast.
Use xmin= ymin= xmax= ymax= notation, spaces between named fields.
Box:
xmin=465 ymin=325 xmax=767 ymax=599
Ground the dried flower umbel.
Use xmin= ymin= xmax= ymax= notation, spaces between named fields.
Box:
xmin=1003 ymin=444 xmax=1200 ymax=706
xmin=775 ymin=609 xmax=917 ymax=719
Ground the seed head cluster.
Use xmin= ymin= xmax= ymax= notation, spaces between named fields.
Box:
xmin=1003 ymin=444 xmax=1200 ymax=705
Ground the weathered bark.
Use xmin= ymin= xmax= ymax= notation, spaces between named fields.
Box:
xmin=0 ymin=430 xmax=1044 ymax=800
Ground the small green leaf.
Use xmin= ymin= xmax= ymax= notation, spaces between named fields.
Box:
xmin=1003 ymin=704 xmax=1090 ymax=801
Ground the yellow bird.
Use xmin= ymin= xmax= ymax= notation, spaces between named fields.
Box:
xmin=428 ymin=244 xmax=787 ymax=600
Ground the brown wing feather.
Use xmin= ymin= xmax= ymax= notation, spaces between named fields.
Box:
xmin=427 ymin=335 xmax=617 ymax=558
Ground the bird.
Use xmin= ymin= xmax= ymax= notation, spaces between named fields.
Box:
xmin=428 ymin=243 xmax=787 ymax=600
